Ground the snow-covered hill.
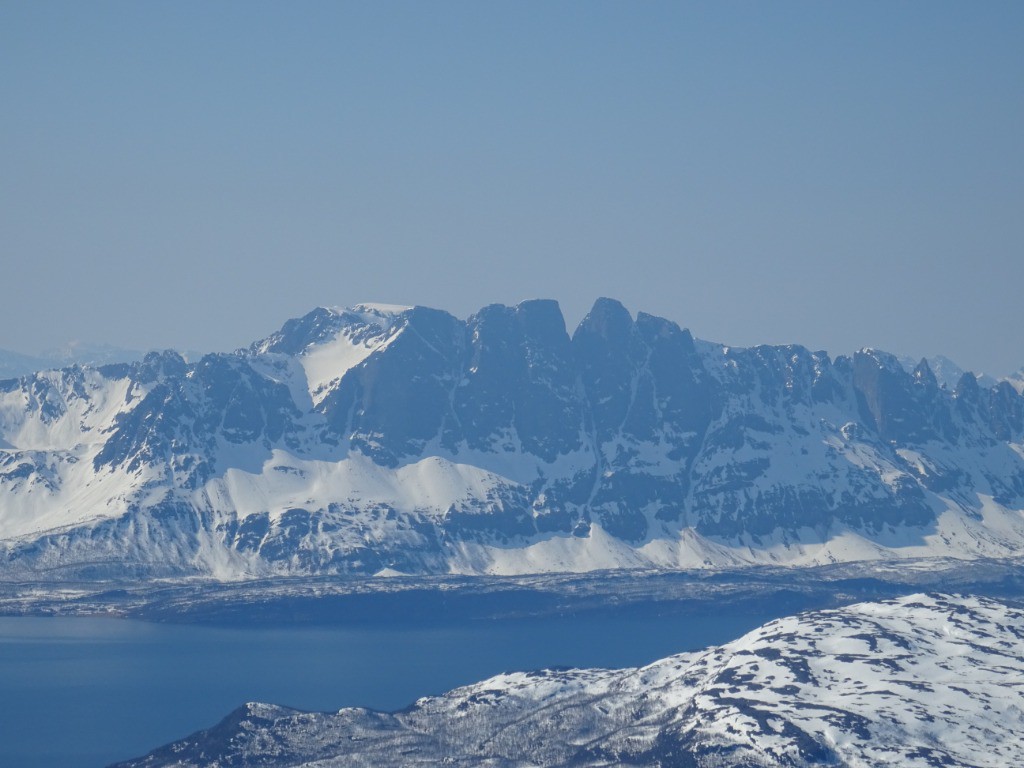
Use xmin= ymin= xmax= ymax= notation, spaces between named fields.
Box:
xmin=112 ymin=593 xmax=1024 ymax=768
xmin=3 ymin=299 xmax=1024 ymax=579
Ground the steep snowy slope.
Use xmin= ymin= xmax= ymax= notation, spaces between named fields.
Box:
xmin=113 ymin=593 xmax=1024 ymax=768
xmin=3 ymin=299 xmax=1024 ymax=579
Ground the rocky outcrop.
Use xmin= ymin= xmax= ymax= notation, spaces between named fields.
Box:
xmin=2 ymin=299 xmax=1024 ymax=578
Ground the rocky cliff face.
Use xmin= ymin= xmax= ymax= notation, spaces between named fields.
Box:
xmin=2 ymin=299 xmax=1024 ymax=579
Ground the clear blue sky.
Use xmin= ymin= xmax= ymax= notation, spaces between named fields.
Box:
xmin=2 ymin=1 xmax=1022 ymax=374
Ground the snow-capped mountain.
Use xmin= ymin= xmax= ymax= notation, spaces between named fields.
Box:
xmin=3 ymin=298 xmax=1024 ymax=579
xmin=0 ymin=349 xmax=51 ymax=381
xmin=897 ymin=353 xmax=999 ymax=390
xmin=0 ymin=343 xmax=146 ymax=380
xmin=112 ymin=593 xmax=1024 ymax=768
xmin=1005 ymin=367 xmax=1024 ymax=395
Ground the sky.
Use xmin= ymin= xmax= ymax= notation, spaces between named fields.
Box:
xmin=1 ymin=1 xmax=1022 ymax=375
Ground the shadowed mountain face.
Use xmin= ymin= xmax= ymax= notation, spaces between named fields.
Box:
xmin=111 ymin=594 xmax=1024 ymax=768
xmin=2 ymin=299 xmax=1024 ymax=579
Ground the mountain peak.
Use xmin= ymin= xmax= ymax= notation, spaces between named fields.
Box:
xmin=574 ymin=297 xmax=633 ymax=341
xmin=334 ymin=303 xmax=414 ymax=323
xmin=4 ymin=297 xmax=1024 ymax=579
xmin=912 ymin=357 xmax=938 ymax=388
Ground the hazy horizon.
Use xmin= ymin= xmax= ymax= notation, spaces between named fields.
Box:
xmin=3 ymin=2 xmax=1022 ymax=375
xmin=3 ymin=295 xmax=1021 ymax=380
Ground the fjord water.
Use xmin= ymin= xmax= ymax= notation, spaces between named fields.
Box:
xmin=0 ymin=606 xmax=775 ymax=768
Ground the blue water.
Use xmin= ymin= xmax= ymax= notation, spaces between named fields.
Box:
xmin=0 ymin=607 xmax=774 ymax=768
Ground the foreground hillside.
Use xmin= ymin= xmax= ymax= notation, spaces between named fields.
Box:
xmin=3 ymin=299 xmax=1024 ymax=579
xmin=114 ymin=593 xmax=1024 ymax=768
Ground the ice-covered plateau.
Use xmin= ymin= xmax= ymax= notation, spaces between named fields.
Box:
xmin=3 ymin=298 xmax=1024 ymax=579
xmin=112 ymin=593 xmax=1024 ymax=768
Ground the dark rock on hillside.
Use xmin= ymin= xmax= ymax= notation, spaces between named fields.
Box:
xmin=2 ymin=298 xmax=1024 ymax=578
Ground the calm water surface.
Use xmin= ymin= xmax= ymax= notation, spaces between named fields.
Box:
xmin=0 ymin=607 xmax=774 ymax=768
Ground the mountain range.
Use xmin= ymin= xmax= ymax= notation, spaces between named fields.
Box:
xmin=0 ymin=342 xmax=150 ymax=380
xmin=113 ymin=593 xmax=1024 ymax=768
xmin=3 ymin=298 xmax=1024 ymax=579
